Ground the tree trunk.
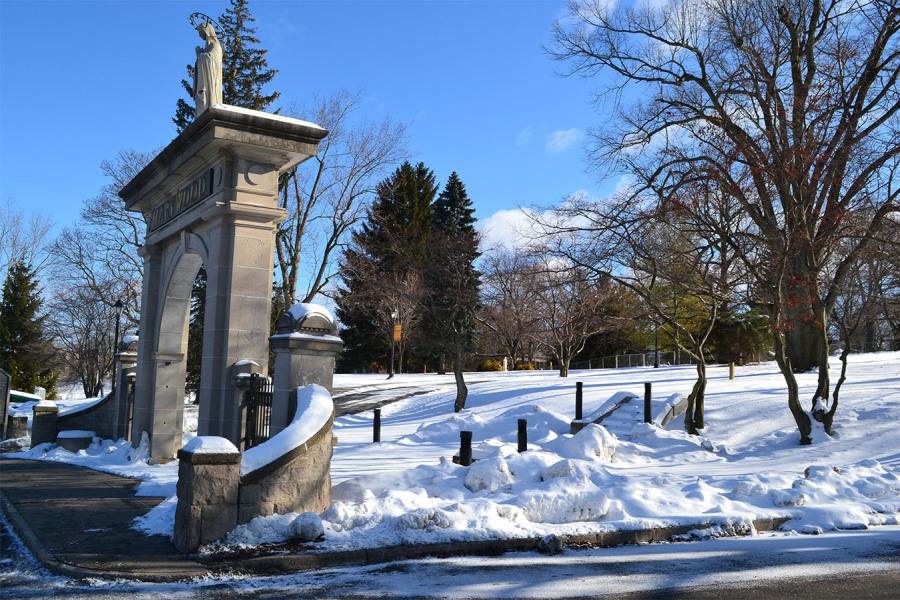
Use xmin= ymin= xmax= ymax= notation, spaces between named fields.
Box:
xmin=812 ymin=303 xmax=831 ymax=420
xmin=824 ymin=347 xmax=848 ymax=436
xmin=437 ymin=352 xmax=446 ymax=375
xmin=774 ymin=331 xmax=813 ymax=444
xmin=783 ymin=257 xmax=822 ymax=373
xmin=785 ymin=321 xmax=821 ymax=372
xmin=683 ymin=359 xmax=706 ymax=434
xmin=453 ymin=346 xmax=468 ymax=412
xmin=559 ymin=356 xmax=569 ymax=377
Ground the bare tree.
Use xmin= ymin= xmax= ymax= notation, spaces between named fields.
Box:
xmin=530 ymin=266 xmax=612 ymax=378
xmin=538 ymin=183 xmax=733 ymax=433
xmin=0 ymin=199 xmax=53 ymax=273
xmin=275 ymin=92 xmax=407 ymax=307
xmin=478 ymin=251 xmax=543 ymax=366
xmin=46 ymin=287 xmax=118 ymax=398
xmin=50 ymin=150 xmax=150 ymax=328
xmin=552 ymin=0 xmax=900 ymax=442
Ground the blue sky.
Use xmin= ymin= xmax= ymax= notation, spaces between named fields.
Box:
xmin=0 ymin=0 xmax=618 ymax=243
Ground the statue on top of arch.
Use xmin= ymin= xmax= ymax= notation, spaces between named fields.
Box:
xmin=191 ymin=16 xmax=222 ymax=115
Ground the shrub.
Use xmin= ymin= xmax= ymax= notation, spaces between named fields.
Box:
xmin=477 ymin=359 xmax=503 ymax=372
xmin=514 ymin=360 xmax=536 ymax=370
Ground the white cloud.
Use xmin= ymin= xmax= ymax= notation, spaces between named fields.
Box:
xmin=545 ymin=128 xmax=585 ymax=153
xmin=479 ymin=208 xmax=543 ymax=251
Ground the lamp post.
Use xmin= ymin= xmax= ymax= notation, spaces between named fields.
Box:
xmin=388 ymin=309 xmax=399 ymax=380
xmin=112 ymin=299 xmax=124 ymax=394
xmin=653 ymin=324 xmax=659 ymax=368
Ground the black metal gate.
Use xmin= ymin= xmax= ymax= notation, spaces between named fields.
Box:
xmin=243 ymin=373 xmax=273 ymax=449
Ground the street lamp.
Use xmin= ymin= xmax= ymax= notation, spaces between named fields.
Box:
xmin=653 ymin=324 xmax=659 ymax=368
xmin=388 ymin=309 xmax=400 ymax=380
xmin=112 ymin=299 xmax=124 ymax=394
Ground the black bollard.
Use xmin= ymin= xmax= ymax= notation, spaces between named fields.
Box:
xmin=644 ymin=382 xmax=652 ymax=424
xmin=576 ymin=381 xmax=583 ymax=420
xmin=518 ymin=419 xmax=527 ymax=453
xmin=460 ymin=431 xmax=473 ymax=466
xmin=373 ymin=408 xmax=381 ymax=443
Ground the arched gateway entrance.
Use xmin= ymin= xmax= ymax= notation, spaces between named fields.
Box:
xmin=119 ymin=105 xmax=327 ymax=461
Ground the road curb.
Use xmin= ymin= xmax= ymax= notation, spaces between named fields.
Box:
xmin=203 ymin=517 xmax=790 ymax=577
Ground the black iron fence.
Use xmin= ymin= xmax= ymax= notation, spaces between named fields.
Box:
xmin=243 ymin=373 xmax=273 ymax=449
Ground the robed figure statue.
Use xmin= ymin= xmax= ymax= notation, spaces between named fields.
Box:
xmin=193 ymin=22 xmax=223 ymax=115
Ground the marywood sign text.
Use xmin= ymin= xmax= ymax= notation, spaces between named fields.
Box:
xmin=147 ymin=168 xmax=215 ymax=231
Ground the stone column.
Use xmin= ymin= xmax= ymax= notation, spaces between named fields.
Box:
xmin=132 ymin=245 xmax=167 ymax=454
xmin=269 ymin=304 xmax=343 ymax=436
xmin=198 ymin=210 xmax=282 ymax=445
xmin=231 ymin=359 xmax=261 ymax=450
xmin=31 ymin=402 xmax=59 ymax=447
xmin=112 ymin=336 xmax=139 ymax=440
xmin=174 ymin=437 xmax=240 ymax=553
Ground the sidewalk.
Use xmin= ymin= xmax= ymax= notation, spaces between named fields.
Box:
xmin=0 ymin=457 xmax=208 ymax=581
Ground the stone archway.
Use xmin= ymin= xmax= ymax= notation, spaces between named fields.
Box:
xmin=120 ymin=106 xmax=327 ymax=461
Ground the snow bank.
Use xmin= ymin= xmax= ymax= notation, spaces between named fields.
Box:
xmin=240 ymin=384 xmax=333 ymax=476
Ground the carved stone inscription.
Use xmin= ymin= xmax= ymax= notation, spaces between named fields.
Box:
xmin=147 ymin=168 xmax=215 ymax=231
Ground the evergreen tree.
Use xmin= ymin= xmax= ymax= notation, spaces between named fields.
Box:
xmin=0 ymin=261 xmax=57 ymax=396
xmin=336 ymin=162 xmax=437 ymax=372
xmin=185 ymin=267 xmax=206 ymax=399
xmin=174 ymin=0 xmax=280 ymax=132
xmin=423 ymin=172 xmax=481 ymax=410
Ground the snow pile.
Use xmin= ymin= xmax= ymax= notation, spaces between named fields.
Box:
xmin=56 ymin=430 xmax=95 ymax=439
xmin=404 ymin=404 xmax=570 ymax=448
xmin=286 ymin=302 xmax=335 ymax=325
xmin=223 ymin=355 xmax=900 ymax=552
xmin=241 ymin=384 xmax=333 ymax=476
xmin=211 ymin=511 xmax=325 ymax=549
xmin=181 ymin=436 xmax=239 ymax=454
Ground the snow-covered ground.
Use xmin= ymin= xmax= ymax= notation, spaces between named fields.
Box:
xmin=7 ymin=353 xmax=900 ymax=554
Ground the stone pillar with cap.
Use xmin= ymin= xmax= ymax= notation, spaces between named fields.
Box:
xmin=174 ymin=436 xmax=241 ymax=553
xmin=269 ymin=303 xmax=343 ymax=436
xmin=31 ymin=401 xmax=59 ymax=447
xmin=113 ymin=334 xmax=139 ymax=440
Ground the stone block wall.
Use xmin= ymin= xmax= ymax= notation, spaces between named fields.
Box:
xmin=237 ymin=416 xmax=334 ymax=524
xmin=30 ymin=405 xmax=59 ymax=446
xmin=57 ymin=394 xmax=118 ymax=440
xmin=5 ymin=415 xmax=27 ymax=439
xmin=174 ymin=443 xmax=240 ymax=553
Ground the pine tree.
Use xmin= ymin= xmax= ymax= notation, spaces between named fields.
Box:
xmin=174 ymin=0 xmax=280 ymax=132
xmin=0 ymin=261 xmax=57 ymax=396
xmin=423 ymin=172 xmax=481 ymax=411
xmin=185 ymin=267 xmax=206 ymax=400
xmin=336 ymin=162 xmax=437 ymax=372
